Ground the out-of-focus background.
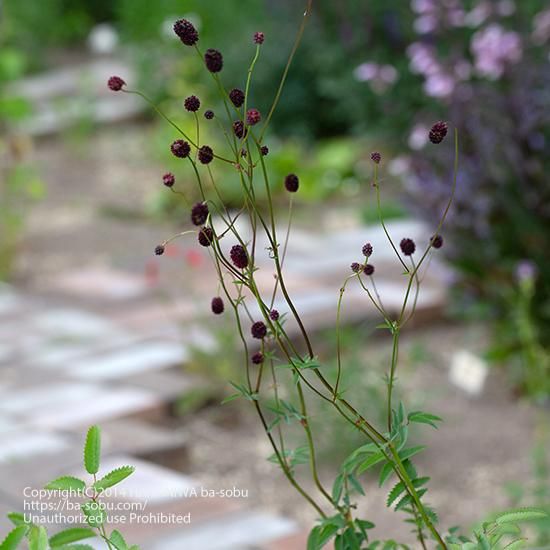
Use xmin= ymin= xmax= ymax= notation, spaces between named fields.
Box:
xmin=1 ymin=0 xmax=549 ymax=547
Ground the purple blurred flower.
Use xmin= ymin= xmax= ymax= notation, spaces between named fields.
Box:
xmin=532 ymin=8 xmax=550 ymax=45
xmin=471 ymin=24 xmax=522 ymax=80
xmin=515 ymin=260 xmax=538 ymax=283
xmin=354 ymin=62 xmax=399 ymax=94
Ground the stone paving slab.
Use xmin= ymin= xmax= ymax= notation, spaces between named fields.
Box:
xmin=51 ymin=266 xmax=150 ymax=301
xmin=0 ymin=382 xmax=162 ymax=429
xmin=121 ymin=369 xmax=202 ymax=401
xmin=0 ymin=427 xmax=71 ymax=465
xmin=70 ymin=342 xmax=188 ymax=381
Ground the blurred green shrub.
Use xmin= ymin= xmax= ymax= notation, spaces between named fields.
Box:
xmin=0 ymin=47 xmax=44 ymax=281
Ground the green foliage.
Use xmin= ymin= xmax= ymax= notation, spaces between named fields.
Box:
xmin=0 ymin=526 xmax=28 ymax=550
xmin=3 ymin=426 xmax=138 ymax=549
xmin=93 ymin=466 xmax=135 ymax=492
xmin=44 ymin=477 xmax=86 ymax=492
xmin=109 ymin=530 xmax=129 ymax=550
xmin=83 ymin=426 xmax=101 ymax=475
xmin=81 ymin=502 xmax=106 ymax=529
xmin=221 ymin=381 xmax=259 ymax=404
xmin=28 ymin=526 xmax=48 ymax=550
xmin=49 ymin=528 xmax=96 ymax=547
xmin=445 ymin=507 xmax=549 ymax=550
xmin=268 ymin=446 xmax=309 ymax=475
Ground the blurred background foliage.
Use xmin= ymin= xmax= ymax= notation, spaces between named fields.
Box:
xmin=1 ymin=0 xmax=549 ymax=399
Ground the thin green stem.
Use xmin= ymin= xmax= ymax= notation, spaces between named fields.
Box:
xmin=387 ymin=329 xmax=400 ymax=433
xmin=374 ymin=165 xmax=409 ymax=273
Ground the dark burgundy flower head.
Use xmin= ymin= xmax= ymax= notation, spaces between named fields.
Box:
xmin=253 ymin=32 xmax=265 ymax=45
xmin=371 ymin=151 xmax=381 ymax=164
xmin=400 ymin=238 xmax=416 ymax=256
xmin=246 ymin=108 xmax=261 ymax=126
xmin=211 ymin=296 xmax=224 ymax=315
xmin=204 ymin=49 xmax=223 ymax=73
xmin=173 ymin=19 xmax=199 ymax=46
xmin=430 ymin=234 xmax=444 ymax=249
xmin=363 ymin=264 xmax=375 ymax=276
xmin=233 ymin=120 xmax=247 ymax=139
xmin=230 ymin=244 xmax=248 ymax=269
xmin=270 ymin=309 xmax=279 ymax=321
xmin=429 ymin=121 xmax=448 ymax=144
xmin=251 ymin=351 xmax=264 ymax=365
xmin=108 ymin=76 xmax=126 ymax=91
xmin=198 ymin=145 xmax=214 ymax=164
xmin=204 ymin=110 xmax=215 ymax=120
xmin=351 ymin=262 xmax=362 ymax=273
xmin=191 ymin=202 xmax=209 ymax=226
xmin=171 ymin=140 xmax=191 ymax=158
xmin=284 ymin=173 xmax=299 ymax=193
xmin=251 ymin=321 xmax=267 ymax=339
xmin=362 ymin=243 xmax=373 ymax=257
xmin=261 ymin=145 xmax=269 ymax=156
xmin=154 ymin=244 xmax=165 ymax=256
xmin=162 ymin=173 xmax=175 ymax=188
xmin=198 ymin=227 xmax=214 ymax=247
xmin=184 ymin=95 xmax=201 ymax=112
xmin=229 ymin=88 xmax=245 ymax=108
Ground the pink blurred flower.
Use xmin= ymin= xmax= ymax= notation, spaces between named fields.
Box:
xmin=354 ymin=62 xmax=399 ymax=93
xmin=532 ymin=9 xmax=550 ymax=45
xmin=185 ymin=249 xmax=204 ymax=268
xmin=408 ymin=124 xmax=430 ymax=150
xmin=424 ymin=73 xmax=456 ymax=98
xmin=471 ymin=24 xmax=522 ymax=79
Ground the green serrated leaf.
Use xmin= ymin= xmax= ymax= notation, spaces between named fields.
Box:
xmin=356 ymin=451 xmax=385 ymax=475
xmin=29 ymin=526 xmax=48 ymax=550
xmin=394 ymin=494 xmax=413 ymax=512
xmin=397 ymin=402 xmax=406 ymax=425
xmin=332 ymin=473 xmax=344 ymax=504
xmin=348 ymin=474 xmax=365 ymax=496
xmin=81 ymin=501 xmax=106 ymax=528
xmin=109 ymin=530 xmax=128 ymax=550
xmin=494 ymin=507 xmax=548 ymax=524
xmin=379 ymin=462 xmax=394 ymax=487
xmin=6 ymin=513 xmax=29 ymax=527
xmin=503 ymin=539 xmax=527 ymax=550
xmin=398 ymin=446 xmax=426 ymax=462
xmin=408 ymin=411 xmax=443 ymax=429
xmin=93 ymin=466 xmax=135 ymax=492
xmin=84 ymin=426 xmax=101 ymax=475
xmin=221 ymin=393 xmax=241 ymax=404
xmin=49 ymin=527 xmax=96 ymax=547
xmin=402 ymin=459 xmax=417 ymax=480
xmin=0 ymin=526 xmax=29 ymax=550
xmin=307 ymin=524 xmax=339 ymax=550
xmin=45 ymin=476 xmax=86 ymax=492
xmin=386 ymin=482 xmax=406 ymax=508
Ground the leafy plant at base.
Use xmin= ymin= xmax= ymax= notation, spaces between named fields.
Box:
xmin=1 ymin=426 xmax=138 ymax=550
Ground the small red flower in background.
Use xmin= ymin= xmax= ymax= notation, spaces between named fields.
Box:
xmin=185 ymin=249 xmax=204 ymax=269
